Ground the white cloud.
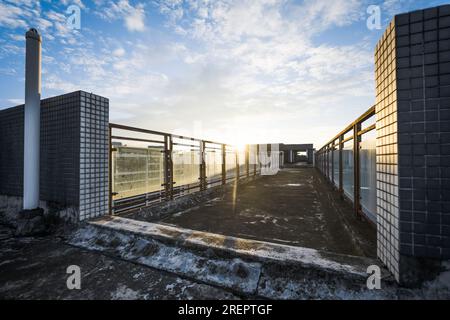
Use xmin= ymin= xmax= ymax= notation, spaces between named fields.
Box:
xmin=0 ymin=2 xmax=30 ymax=28
xmin=113 ymin=47 xmax=125 ymax=57
xmin=0 ymin=0 xmax=392 ymax=146
xmin=97 ymin=0 xmax=146 ymax=32
xmin=59 ymin=0 xmax=86 ymax=9
xmin=124 ymin=3 xmax=145 ymax=31
xmin=7 ymin=98 xmax=24 ymax=105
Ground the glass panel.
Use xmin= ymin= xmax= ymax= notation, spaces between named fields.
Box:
xmin=342 ymin=139 xmax=354 ymax=200
xmin=172 ymin=140 xmax=201 ymax=188
xmin=249 ymin=144 xmax=258 ymax=175
xmin=360 ymin=129 xmax=377 ymax=222
xmin=205 ymin=145 xmax=223 ymax=185
xmin=328 ymin=150 xmax=332 ymax=179
xmin=333 ymin=148 xmax=339 ymax=187
xmin=238 ymin=149 xmax=246 ymax=177
xmin=225 ymin=147 xmax=237 ymax=179
xmin=112 ymin=145 xmax=164 ymax=200
xmin=361 ymin=114 xmax=375 ymax=130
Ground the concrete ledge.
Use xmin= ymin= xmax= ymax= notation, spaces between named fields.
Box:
xmin=66 ymin=216 xmax=428 ymax=299
xmin=90 ymin=216 xmax=381 ymax=277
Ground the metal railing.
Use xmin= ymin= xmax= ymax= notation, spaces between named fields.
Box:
xmin=315 ymin=106 xmax=377 ymax=223
xmin=109 ymin=123 xmax=261 ymax=215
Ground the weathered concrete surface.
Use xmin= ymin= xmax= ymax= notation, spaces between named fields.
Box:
xmin=0 ymin=195 xmax=79 ymax=226
xmin=89 ymin=216 xmax=379 ymax=276
xmin=140 ymin=167 xmax=376 ymax=257
xmin=68 ymin=219 xmax=450 ymax=299
xmin=0 ymin=225 xmax=238 ymax=300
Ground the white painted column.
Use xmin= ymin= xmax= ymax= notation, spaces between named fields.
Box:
xmin=23 ymin=28 xmax=42 ymax=210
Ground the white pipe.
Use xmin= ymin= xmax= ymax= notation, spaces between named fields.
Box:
xmin=23 ymin=28 xmax=41 ymax=210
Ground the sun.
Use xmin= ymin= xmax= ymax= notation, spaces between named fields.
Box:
xmin=233 ymin=142 xmax=247 ymax=152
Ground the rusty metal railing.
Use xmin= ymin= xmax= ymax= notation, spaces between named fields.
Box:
xmin=315 ymin=106 xmax=377 ymax=224
xmin=108 ymin=123 xmax=260 ymax=215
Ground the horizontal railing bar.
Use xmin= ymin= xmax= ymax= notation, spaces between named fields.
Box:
xmin=318 ymin=105 xmax=375 ymax=152
xmin=111 ymin=135 xmax=164 ymax=144
xmin=341 ymin=136 xmax=354 ymax=144
xmin=173 ymin=142 xmax=201 ymax=148
xmin=317 ymin=124 xmax=376 ymax=155
xmin=206 ymin=179 xmax=223 ymax=185
xmin=113 ymin=196 xmax=162 ymax=209
xmin=113 ymin=196 xmax=157 ymax=207
xmin=358 ymin=124 xmax=376 ymax=136
xmin=113 ymin=189 xmax=164 ymax=200
xmin=110 ymin=123 xmax=169 ymax=137
xmin=110 ymin=122 xmax=231 ymax=147
xmin=173 ymin=182 xmax=201 ymax=190
xmin=114 ymin=198 xmax=164 ymax=213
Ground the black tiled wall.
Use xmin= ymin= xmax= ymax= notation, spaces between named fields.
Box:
xmin=0 ymin=91 xmax=109 ymax=221
xmin=0 ymin=106 xmax=24 ymax=196
xmin=394 ymin=5 xmax=450 ymax=261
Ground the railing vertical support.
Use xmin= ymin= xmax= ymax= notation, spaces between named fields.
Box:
xmin=108 ymin=125 xmax=113 ymax=215
xmin=256 ymin=144 xmax=259 ymax=175
xmin=339 ymin=135 xmax=343 ymax=196
xmin=245 ymin=145 xmax=250 ymax=178
xmin=222 ymin=144 xmax=226 ymax=185
xmin=200 ymin=141 xmax=206 ymax=191
xmin=164 ymin=135 xmax=174 ymax=200
xmin=331 ymin=143 xmax=335 ymax=186
xmin=353 ymin=123 xmax=361 ymax=217
xmin=323 ymin=149 xmax=325 ymax=174
xmin=236 ymin=150 xmax=239 ymax=180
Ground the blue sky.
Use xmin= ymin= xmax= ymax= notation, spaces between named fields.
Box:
xmin=0 ymin=0 xmax=448 ymax=147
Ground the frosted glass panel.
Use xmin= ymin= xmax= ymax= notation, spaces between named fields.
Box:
xmin=333 ymin=149 xmax=339 ymax=187
xmin=327 ymin=150 xmax=333 ymax=181
xmin=238 ymin=150 xmax=246 ymax=176
xmin=173 ymin=146 xmax=200 ymax=187
xmin=249 ymin=145 xmax=258 ymax=174
xmin=360 ymin=130 xmax=377 ymax=222
xmin=113 ymin=146 xmax=164 ymax=200
xmin=205 ymin=149 xmax=223 ymax=183
xmin=225 ymin=150 xmax=237 ymax=179
xmin=342 ymin=140 xmax=354 ymax=200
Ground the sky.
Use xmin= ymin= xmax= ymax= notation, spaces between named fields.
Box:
xmin=0 ymin=0 xmax=448 ymax=148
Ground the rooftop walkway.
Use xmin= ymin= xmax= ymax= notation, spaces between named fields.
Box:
xmin=155 ymin=166 xmax=376 ymax=258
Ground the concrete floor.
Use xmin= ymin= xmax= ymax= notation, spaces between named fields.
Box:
xmin=158 ymin=167 xmax=377 ymax=258
xmin=0 ymin=227 xmax=238 ymax=299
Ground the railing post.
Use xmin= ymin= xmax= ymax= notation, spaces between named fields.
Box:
xmin=222 ymin=144 xmax=226 ymax=185
xmin=108 ymin=125 xmax=113 ymax=215
xmin=323 ymin=149 xmax=325 ymax=174
xmin=331 ymin=143 xmax=334 ymax=186
xmin=245 ymin=145 xmax=249 ymax=178
xmin=164 ymin=135 xmax=174 ymax=200
xmin=256 ymin=144 xmax=259 ymax=175
xmin=339 ymin=135 xmax=343 ymax=196
xmin=236 ymin=150 xmax=239 ymax=180
xmin=353 ymin=123 xmax=361 ymax=217
xmin=200 ymin=141 xmax=206 ymax=191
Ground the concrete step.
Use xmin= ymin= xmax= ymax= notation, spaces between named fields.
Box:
xmin=68 ymin=216 xmax=399 ymax=299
